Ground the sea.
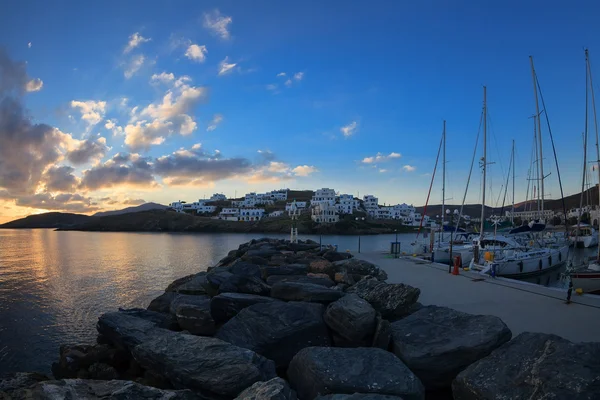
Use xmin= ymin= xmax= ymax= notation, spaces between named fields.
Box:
xmin=0 ymin=229 xmax=594 ymax=375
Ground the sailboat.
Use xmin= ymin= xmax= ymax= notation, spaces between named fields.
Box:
xmin=472 ymin=68 xmax=568 ymax=278
xmin=569 ymin=49 xmax=600 ymax=294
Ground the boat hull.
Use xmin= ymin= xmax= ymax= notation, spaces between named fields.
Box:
xmin=571 ymin=272 xmax=600 ymax=294
xmin=489 ymin=246 xmax=569 ymax=278
xmin=569 ymin=234 xmax=598 ymax=248
xmin=433 ymin=247 xmax=473 ymax=267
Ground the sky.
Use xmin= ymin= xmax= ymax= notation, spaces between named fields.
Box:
xmin=1 ymin=0 xmax=600 ymax=223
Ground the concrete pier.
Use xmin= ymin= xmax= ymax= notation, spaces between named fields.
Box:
xmin=355 ymin=252 xmax=600 ymax=342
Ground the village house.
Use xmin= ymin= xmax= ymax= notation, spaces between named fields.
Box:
xmin=336 ymin=194 xmax=359 ymax=214
xmin=218 ymin=208 xmax=240 ymax=221
xmin=210 ymin=193 xmax=227 ymax=202
xmin=311 ymin=203 xmax=340 ymax=223
xmin=312 ymin=188 xmax=336 ymax=207
xmin=239 ymin=208 xmax=265 ymax=221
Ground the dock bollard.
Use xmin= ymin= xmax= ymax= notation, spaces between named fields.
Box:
xmin=566 ymin=279 xmax=573 ymax=304
xmin=452 ymin=256 xmax=461 ymax=275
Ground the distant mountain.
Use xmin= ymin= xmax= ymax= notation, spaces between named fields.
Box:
xmin=0 ymin=212 xmax=93 ymax=229
xmin=92 ymin=202 xmax=167 ymax=217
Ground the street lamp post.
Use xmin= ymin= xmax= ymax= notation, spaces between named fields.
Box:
xmin=394 ymin=229 xmax=399 ymax=258
xmin=356 ymin=216 xmax=365 ymax=253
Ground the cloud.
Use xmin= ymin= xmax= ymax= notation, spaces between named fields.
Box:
xmin=123 ymin=198 xmax=146 ymax=205
xmin=379 ymin=169 xmax=388 ymax=173
xmin=80 ymin=153 xmax=156 ymax=191
xmin=25 ymin=78 xmax=43 ymax=92
xmin=124 ymin=32 xmax=151 ymax=54
xmin=15 ymin=192 xmax=99 ymax=212
xmin=276 ymin=72 xmax=286 ymax=77
xmin=203 ymin=9 xmax=232 ymax=40
xmin=207 ymin=114 xmax=223 ymax=131
xmin=292 ymin=165 xmax=318 ymax=177
xmin=125 ymin=76 xmax=206 ymax=151
xmin=266 ymin=84 xmax=278 ymax=91
xmin=284 ymin=79 xmax=292 ymax=88
xmin=66 ymin=137 xmax=108 ymax=165
xmin=104 ymin=119 xmax=123 ymax=136
xmin=402 ymin=165 xmax=416 ymax=172
xmin=185 ymin=44 xmax=207 ymax=63
xmin=340 ymin=121 xmax=358 ymax=138
xmin=124 ymin=54 xmax=145 ymax=79
xmin=361 ymin=152 xmax=401 ymax=164
xmin=151 ymin=72 xmax=175 ymax=84
xmin=28 ymin=42 xmax=32 ymax=48
xmin=218 ymin=57 xmax=237 ymax=76
xmin=70 ymin=100 xmax=107 ymax=126
xmin=42 ymin=166 xmax=79 ymax=192
xmin=294 ymin=72 xmax=304 ymax=81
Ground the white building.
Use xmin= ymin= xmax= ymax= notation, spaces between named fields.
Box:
xmin=312 ymin=188 xmax=336 ymax=207
xmin=286 ymin=201 xmax=307 ymax=212
xmin=196 ymin=205 xmax=217 ymax=214
xmin=505 ymin=209 xmax=555 ymax=221
xmin=219 ymin=208 xmax=240 ymax=221
xmin=170 ymin=201 xmax=185 ymax=212
xmin=239 ymin=208 xmax=265 ymax=221
xmin=363 ymin=195 xmax=379 ymax=211
xmin=336 ymin=194 xmax=359 ymax=214
xmin=170 ymin=200 xmax=216 ymax=214
xmin=210 ymin=193 xmax=227 ymax=202
xmin=311 ymin=203 xmax=339 ymax=224
xmin=269 ymin=210 xmax=285 ymax=217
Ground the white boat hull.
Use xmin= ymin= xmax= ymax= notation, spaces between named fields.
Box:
xmin=433 ymin=247 xmax=473 ymax=267
xmin=570 ymin=235 xmax=598 ymax=248
xmin=486 ymin=246 xmax=569 ymax=278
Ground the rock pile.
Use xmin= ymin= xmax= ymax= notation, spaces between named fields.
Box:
xmin=2 ymin=237 xmax=600 ymax=400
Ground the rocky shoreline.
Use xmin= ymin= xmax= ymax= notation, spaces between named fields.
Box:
xmin=1 ymin=238 xmax=599 ymax=399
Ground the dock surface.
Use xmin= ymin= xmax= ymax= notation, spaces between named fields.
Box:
xmin=355 ymin=252 xmax=600 ymax=342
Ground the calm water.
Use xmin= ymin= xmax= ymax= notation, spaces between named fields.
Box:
xmin=0 ymin=229 xmax=413 ymax=375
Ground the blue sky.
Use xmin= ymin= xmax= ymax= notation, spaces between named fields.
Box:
xmin=0 ymin=0 xmax=599 ymax=221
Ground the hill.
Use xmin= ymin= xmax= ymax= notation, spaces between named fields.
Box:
xmin=0 ymin=212 xmax=94 ymax=229
xmin=93 ymin=202 xmax=167 ymax=217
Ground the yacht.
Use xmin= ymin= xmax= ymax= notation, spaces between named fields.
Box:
xmin=569 ymin=224 xmax=598 ymax=248
xmin=570 ymin=262 xmax=600 ymax=295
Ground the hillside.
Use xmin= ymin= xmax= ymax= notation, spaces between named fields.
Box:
xmin=93 ymin=202 xmax=167 ymax=217
xmin=0 ymin=212 xmax=94 ymax=229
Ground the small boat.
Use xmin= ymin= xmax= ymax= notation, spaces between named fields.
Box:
xmin=484 ymin=245 xmax=569 ymax=278
xmin=570 ymin=263 xmax=600 ymax=294
xmin=569 ymin=224 xmax=598 ymax=248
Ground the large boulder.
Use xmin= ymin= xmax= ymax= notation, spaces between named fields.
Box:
xmin=391 ymin=306 xmax=511 ymax=390
xmin=5 ymin=379 xmax=199 ymax=399
xmin=119 ymin=308 xmax=179 ymax=330
xmin=316 ymin=395 xmax=404 ymax=400
xmin=324 ymin=294 xmax=376 ymax=346
xmin=165 ymin=274 xmax=195 ymax=292
xmin=175 ymin=299 xmax=216 ymax=336
xmin=266 ymin=274 xmax=335 ymax=288
xmin=347 ymin=279 xmax=420 ymax=319
xmin=51 ymin=343 xmax=128 ymax=379
xmin=235 ymin=377 xmax=297 ymax=400
xmin=132 ymin=333 xmax=276 ymax=398
xmin=215 ymin=302 xmax=331 ymax=368
xmin=309 ymin=260 xmax=335 ymax=278
xmin=288 ymin=347 xmax=424 ymax=400
xmin=0 ymin=372 xmax=48 ymax=395
xmin=371 ymin=317 xmax=391 ymax=350
xmin=271 ymin=282 xmax=345 ymax=303
xmin=230 ymin=262 xmax=262 ymax=278
xmin=333 ymin=259 xmax=387 ymax=281
xmin=207 ymin=271 xmax=271 ymax=296
xmin=175 ymin=272 xmax=209 ymax=295
xmin=453 ymin=332 xmax=600 ymax=400
xmin=169 ymin=294 xmax=211 ymax=315
xmin=322 ymin=251 xmax=352 ymax=262
xmin=210 ymin=293 xmax=281 ymax=323
xmin=243 ymin=247 xmax=279 ymax=259
xmin=147 ymin=291 xmax=178 ymax=314
xmin=96 ymin=312 xmax=172 ymax=351
xmin=262 ymin=264 xmax=309 ymax=278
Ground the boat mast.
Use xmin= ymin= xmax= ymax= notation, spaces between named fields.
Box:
xmin=479 ymin=86 xmax=487 ymax=241
xmin=586 ymin=49 xmax=600 ymax=260
xmin=577 ymin=54 xmax=590 ymax=244
xmin=441 ymin=120 xmax=446 ymax=234
xmin=530 ymin=56 xmax=545 ymax=220
xmin=511 ymin=139 xmax=515 ymax=226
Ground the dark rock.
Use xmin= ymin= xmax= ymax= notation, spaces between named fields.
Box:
xmin=219 ymin=274 xmax=271 ymax=296
xmin=288 ymin=243 xmax=321 ymax=252
xmin=7 ymin=379 xmax=199 ymax=399
xmin=271 ymin=282 xmax=345 ymax=303
xmin=165 ymin=274 xmax=195 ymax=292
xmin=97 ymin=312 xmax=172 ymax=351
xmin=347 ymin=279 xmax=420 ymax=319
xmin=371 ymin=317 xmax=391 ymax=350
xmin=316 ymin=395 xmax=404 ymax=400
xmin=248 ymin=256 xmax=270 ymax=266
xmin=216 ymin=301 xmax=331 ymax=368
xmin=235 ymin=377 xmax=297 ymax=400
xmin=391 ymin=306 xmax=511 ymax=390
xmin=52 ymin=343 xmax=128 ymax=379
xmin=309 ymin=259 xmax=335 ymax=278
xmin=176 ymin=272 xmax=209 ymax=295
xmin=323 ymin=251 xmax=352 ymax=262
xmin=333 ymin=259 xmax=387 ymax=281
xmin=132 ymin=334 xmax=276 ymax=398
xmin=244 ymin=248 xmax=279 ymax=259
xmin=334 ymin=270 xmax=355 ymax=285
xmin=169 ymin=294 xmax=211 ymax=315
xmin=119 ymin=308 xmax=179 ymax=330
xmin=268 ymin=255 xmax=287 ymax=266
xmin=262 ymin=264 xmax=309 ymax=278
xmin=266 ymin=274 xmax=335 ymax=288
xmin=324 ymin=294 xmax=376 ymax=346
xmin=288 ymin=347 xmax=424 ymax=400
xmin=453 ymin=332 xmax=600 ymax=400
xmin=88 ymin=363 xmax=118 ymax=380
xmin=147 ymin=291 xmax=178 ymax=314
xmin=210 ymin=293 xmax=281 ymax=323
xmin=0 ymin=372 xmax=48 ymax=394
xmin=206 ymin=270 xmax=234 ymax=295
xmin=231 ymin=262 xmax=262 ymax=278
xmin=175 ymin=299 xmax=216 ymax=336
